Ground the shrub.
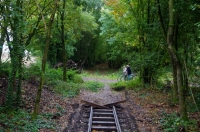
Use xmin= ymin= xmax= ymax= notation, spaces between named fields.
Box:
xmin=66 ymin=70 xmax=83 ymax=83
xmin=45 ymin=68 xmax=63 ymax=81
xmin=71 ymin=75 xmax=84 ymax=83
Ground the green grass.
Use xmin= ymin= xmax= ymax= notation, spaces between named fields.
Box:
xmin=81 ymin=70 xmax=118 ymax=80
xmin=110 ymin=81 xmax=126 ymax=91
xmin=111 ymin=76 xmax=142 ymax=91
xmin=83 ymin=81 xmax=104 ymax=92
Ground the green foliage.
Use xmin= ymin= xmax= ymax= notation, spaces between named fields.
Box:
xmin=159 ymin=113 xmax=198 ymax=132
xmin=24 ymin=63 xmax=83 ymax=84
xmin=45 ymin=68 xmax=63 ymax=82
xmin=42 ymin=103 xmax=66 ymax=120
xmin=187 ymin=88 xmax=200 ymax=112
xmin=52 ymin=81 xmax=81 ymax=98
xmin=0 ymin=62 xmax=11 ymax=77
xmin=155 ymin=68 xmax=173 ymax=90
xmin=23 ymin=62 xmax=62 ymax=81
xmin=44 ymin=69 xmax=83 ymax=97
xmin=47 ymin=0 xmax=99 ymax=66
xmin=23 ymin=63 xmax=83 ymax=97
xmin=0 ymin=108 xmax=56 ymax=131
xmin=83 ymin=81 xmax=104 ymax=92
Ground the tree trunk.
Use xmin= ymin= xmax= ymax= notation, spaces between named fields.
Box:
xmin=33 ymin=0 xmax=59 ymax=118
xmin=157 ymin=0 xmax=178 ymax=100
xmin=157 ymin=0 xmax=167 ymax=38
xmin=5 ymin=0 xmax=22 ymax=111
xmin=61 ymin=0 xmax=67 ymax=81
xmin=16 ymin=51 xmax=23 ymax=108
xmin=171 ymin=58 xmax=178 ymax=101
xmin=167 ymin=0 xmax=188 ymax=121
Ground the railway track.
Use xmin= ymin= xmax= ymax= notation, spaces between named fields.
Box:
xmin=87 ymin=106 xmax=122 ymax=132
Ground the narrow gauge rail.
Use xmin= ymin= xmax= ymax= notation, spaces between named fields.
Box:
xmin=87 ymin=106 xmax=122 ymax=132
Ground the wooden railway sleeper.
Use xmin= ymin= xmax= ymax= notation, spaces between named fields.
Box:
xmin=87 ymin=106 xmax=122 ymax=132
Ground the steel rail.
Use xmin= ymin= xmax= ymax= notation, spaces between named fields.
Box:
xmin=87 ymin=106 xmax=93 ymax=132
xmin=113 ymin=106 xmax=122 ymax=132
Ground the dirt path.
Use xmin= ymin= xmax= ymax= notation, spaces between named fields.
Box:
xmin=81 ymin=77 xmax=125 ymax=106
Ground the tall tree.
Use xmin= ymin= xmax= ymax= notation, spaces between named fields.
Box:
xmin=167 ymin=0 xmax=187 ymax=120
xmin=3 ymin=0 xmax=43 ymax=110
xmin=33 ymin=0 xmax=59 ymax=118
xmin=60 ymin=0 xmax=67 ymax=81
xmin=5 ymin=0 xmax=24 ymax=111
xmin=157 ymin=0 xmax=178 ymax=100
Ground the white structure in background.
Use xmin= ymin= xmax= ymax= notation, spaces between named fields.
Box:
xmin=1 ymin=43 xmax=10 ymax=62
xmin=1 ymin=43 xmax=36 ymax=66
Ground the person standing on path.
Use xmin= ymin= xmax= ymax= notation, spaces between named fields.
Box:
xmin=126 ymin=65 xmax=132 ymax=80
xmin=123 ymin=66 xmax=127 ymax=81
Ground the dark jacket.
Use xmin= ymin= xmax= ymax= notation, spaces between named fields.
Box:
xmin=127 ymin=66 xmax=132 ymax=75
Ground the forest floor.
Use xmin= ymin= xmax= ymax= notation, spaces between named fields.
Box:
xmin=0 ymin=64 xmax=199 ymax=132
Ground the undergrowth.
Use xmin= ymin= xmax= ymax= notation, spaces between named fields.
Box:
xmin=160 ymin=112 xmax=198 ymax=132
xmin=187 ymin=88 xmax=200 ymax=112
xmin=0 ymin=108 xmax=56 ymax=132
xmin=23 ymin=63 xmax=84 ymax=98
xmin=45 ymin=69 xmax=83 ymax=97
xmin=52 ymin=81 xmax=81 ymax=97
